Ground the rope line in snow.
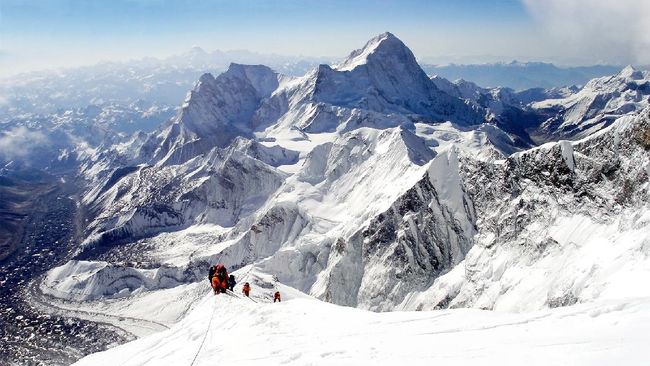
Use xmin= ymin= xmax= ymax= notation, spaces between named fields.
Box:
xmin=189 ymin=295 xmax=218 ymax=366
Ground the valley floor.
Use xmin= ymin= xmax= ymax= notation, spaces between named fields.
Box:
xmin=0 ymin=172 xmax=128 ymax=365
xmin=72 ymin=286 xmax=649 ymax=366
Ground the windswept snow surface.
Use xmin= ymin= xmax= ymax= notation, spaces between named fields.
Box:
xmin=72 ymin=292 xmax=650 ymax=366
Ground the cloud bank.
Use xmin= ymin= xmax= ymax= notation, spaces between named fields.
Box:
xmin=0 ymin=126 xmax=50 ymax=161
xmin=523 ymin=0 xmax=650 ymax=65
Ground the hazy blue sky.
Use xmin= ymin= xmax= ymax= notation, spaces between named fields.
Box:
xmin=1 ymin=0 xmax=648 ymax=76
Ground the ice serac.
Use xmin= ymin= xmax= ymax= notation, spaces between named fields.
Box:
xmin=311 ymin=32 xmax=483 ymax=125
xmin=143 ymin=63 xmax=280 ymax=166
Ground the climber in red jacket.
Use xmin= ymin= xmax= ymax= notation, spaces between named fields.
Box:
xmin=211 ymin=264 xmax=228 ymax=294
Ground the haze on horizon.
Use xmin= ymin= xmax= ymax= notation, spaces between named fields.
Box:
xmin=1 ymin=0 xmax=649 ymax=77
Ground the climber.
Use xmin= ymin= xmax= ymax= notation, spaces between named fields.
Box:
xmin=211 ymin=264 xmax=228 ymax=294
xmin=242 ymin=282 xmax=251 ymax=297
xmin=274 ymin=291 xmax=281 ymax=303
xmin=228 ymin=274 xmax=236 ymax=291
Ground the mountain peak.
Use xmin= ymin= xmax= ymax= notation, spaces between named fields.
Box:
xmin=335 ymin=32 xmax=414 ymax=72
xmin=188 ymin=45 xmax=207 ymax=55
xmin=198 ymin=72 xmax=215 ymax=84
xmin=619 ymin=65 xmax=644 ymax=80
xmin=305 ymin=32 xmax=483 ymax=125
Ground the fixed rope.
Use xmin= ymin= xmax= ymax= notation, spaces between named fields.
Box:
xmin=189 ymin=295 xmax=218 ymax=366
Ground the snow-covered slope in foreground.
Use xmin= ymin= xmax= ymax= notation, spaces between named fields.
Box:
xmin=73 ymin=292 xmax=649 ymax=366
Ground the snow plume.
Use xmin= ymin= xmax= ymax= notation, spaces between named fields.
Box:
xmin=0 ymin=126 xmax=50 ymax=160
xmin=523 ymin=0 xmax=650 ymax=65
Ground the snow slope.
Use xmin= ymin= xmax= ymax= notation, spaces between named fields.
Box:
xmin=399 ymin=110 xmax=650 ymax=312
xmin=72 ymin=291 xmax=650 ymax=366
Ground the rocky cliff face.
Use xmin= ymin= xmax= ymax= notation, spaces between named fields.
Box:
xmin=400 ymin=109 xmax=650 ymax=311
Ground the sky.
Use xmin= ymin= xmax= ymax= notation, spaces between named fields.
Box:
xmin=0 ymin=0 xmax=649 ymax=76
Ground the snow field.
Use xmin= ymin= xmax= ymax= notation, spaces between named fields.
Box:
xmin=72 ymin=289 xmax=650 ymax=366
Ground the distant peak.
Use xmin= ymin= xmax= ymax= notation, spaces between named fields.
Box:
xmin=226 ymin=62 xmax=246 ymax=73
xmin=619 ymin=65 xmax=643 ymax=80
xmin=223 ymin=63 xmax=277 ymax=80
xmin=187 ymin=46 xmax=208 ymax=56
xmin=335 ymin=32 xmax=414 ymax=71
xmin=226 ymin=62 xmax=268 ymax=73
xmin=376 ymin=31 xmax=397 ymax=40
xmin=198 ymin=72 xmax=215 ymax=84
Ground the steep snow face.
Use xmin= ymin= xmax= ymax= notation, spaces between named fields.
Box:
xmin=78 ymin=140 xmax=290 ymax=258
xmin=312 ymin=32 xmax=483 ymax=125
xmin=313 ymin=148 xmax=476 ymax=310
xmin=48 ymin=117 xmax=514 ymax=313
xmin=533 ymin=66 xmax=650 ymax=140
xmin=227 ymin=127 xmax=440 ymax=301
xmin=179 ymin=64 xmax=279 ymax=137
xmin=251 ymin=32 xmax=486 ymax=137
xmin=401 ymin=110 xmax=650 ymax=312
xmin=141 ymin=64 xmax=281 ymax=166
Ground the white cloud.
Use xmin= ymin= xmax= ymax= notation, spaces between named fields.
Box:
xmin=523 ymin=0 xmax=650 ymax=65
xmin=0 ymin=126 xmax=50 ymax=160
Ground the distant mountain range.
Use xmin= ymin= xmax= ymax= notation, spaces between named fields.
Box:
xmin=421 ymin=61 xmax=624 ymax=90
xmin=0 ymin=48 xmax=637 ymax=120
xmin=0 ymin=48 xmax=331 ymax=118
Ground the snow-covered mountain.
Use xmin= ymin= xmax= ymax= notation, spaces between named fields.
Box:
xmin=319 ymin=32 xmax=483 ymax=125
xmin=12 ymin=32 xmax=649 ymax=365
xmin=532 ymin=66 xmax=650 ymax=140
xmin=69 ymin=32 xmax=524 ymax=266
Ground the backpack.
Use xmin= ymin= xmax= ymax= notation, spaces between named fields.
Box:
xmin=215 ymin=264 xmax=227 ymax=280
xmin=208 ymin=265 xmax=216 ymax=281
